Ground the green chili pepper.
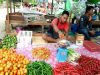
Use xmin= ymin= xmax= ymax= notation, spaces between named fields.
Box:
xmin=26 ymin=61 xmax=53 ymax=75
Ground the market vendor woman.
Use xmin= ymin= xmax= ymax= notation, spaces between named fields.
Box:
xmin=43 ymin=10 xmax=70 ymax=43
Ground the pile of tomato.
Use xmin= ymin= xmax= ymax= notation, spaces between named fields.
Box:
xmin=0 ymin=49 xmax=30 ymax=75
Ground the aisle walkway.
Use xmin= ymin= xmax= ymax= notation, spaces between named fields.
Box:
xmin=0 ymin=8 xmax=7 ymax=39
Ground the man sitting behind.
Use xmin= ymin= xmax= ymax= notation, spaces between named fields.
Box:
xmin=43 ymin=10 xmax=70 ymax=43
xmin=78 ymin=6 xmax=95 ymax=40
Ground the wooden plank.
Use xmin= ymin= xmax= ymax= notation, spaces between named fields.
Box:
xmin=28 ymin=21 xmax=51 ymax=26
xmin=6 ymin=20 xmax=26 ymax=28
xmin=9 ymin=13 xmax=23 ymax=16
xmin=6 ymin=15 xmax=25 ymax=21
xmin=92 ymin=21 xmax=100 ymax=26
xmin=28 ymin=21 xmax=51 ymax=33
xmin=9 ymin=20 xmax=25 ymax=24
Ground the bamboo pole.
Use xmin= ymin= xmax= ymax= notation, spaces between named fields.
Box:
xmin=6 ymin=0 xmax=9 ymax=14
xmin=6 ymin=0 xmax=11 ymax=33
xmin=21 ymin=0 xmax=23 ymax=6
xmin=69 ymin=11 xmax=72 ymax=32
xmin=51 ymin=0 xmax=53 ymax=14
xmin=9 ymin=0 xmax=12 ymax=13
xmin=13 ymin=1 xmax=15 ymax=13
xmin=65 ymin=0 xmax=66 ymax=10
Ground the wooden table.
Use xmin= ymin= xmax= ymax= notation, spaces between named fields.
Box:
xmin=92 ymin=21 xmax=100 ymax=27
xmin=28 ymin=21 xmax=51 ymax=33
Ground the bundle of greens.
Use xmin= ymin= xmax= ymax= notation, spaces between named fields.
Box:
xmin=0 ymin=35 xmax=17 ymax=49
xmin=26 ymin=61 xmax=53 ymax=75
xmin=68 ymin=48 xmax=80 ymax=62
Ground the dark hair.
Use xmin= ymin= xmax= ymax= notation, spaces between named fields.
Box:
xmin=85 ymin=6 xmax=94 ymax=13
xmin=62 ymin=10 xmax=69 ymax=16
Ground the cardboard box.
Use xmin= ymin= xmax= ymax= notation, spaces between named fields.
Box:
xmin=76 ymin=34 xmax=84 ymax=46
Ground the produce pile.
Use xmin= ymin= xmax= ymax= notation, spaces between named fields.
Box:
xmin=0 ymin=49 xmax=30 ymax=75
xmin=0 ymin=34 xmax=100 ymax=75
xmin=16 ymin=44 xmax=57 ymax=67
xmin=75 ymin=55 xmax=100 ymax=75
xmin=0 ymin=35 xmax=17 ymax=49
xmin=26 ymin=61 xmax=53 ymax=75
xmin=53 ymin=62 xmax=79 ymax=75
xmin=32 ymin=47 xmax=51 ymax=60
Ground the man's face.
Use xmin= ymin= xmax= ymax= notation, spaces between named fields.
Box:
xmin=89 ymin=9 xmax=94 ymax=16
xmin=61 ymin=14 xmax=68 ymax=23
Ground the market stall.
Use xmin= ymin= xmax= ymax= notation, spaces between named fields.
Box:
xmin=2 ymin=0 xmax=100 ymax=74
xmin=0 ymin=31 xmax=100 ymax=75
xmin=5 ymin=0 xmax=56 ymax=33
xmin=5 ymin=0 xmax=25 ymax=33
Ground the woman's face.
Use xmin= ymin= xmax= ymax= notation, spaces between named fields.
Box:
xmin=61 ymin=14 xmax=68 ymax=23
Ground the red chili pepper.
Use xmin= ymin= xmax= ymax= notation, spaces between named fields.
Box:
xmin=53 ymin=62 xmax=79 ymax=75
xmin=76 ymin=55 xmax=100 ymax=75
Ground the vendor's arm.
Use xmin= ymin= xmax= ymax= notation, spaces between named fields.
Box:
xmin=88 ymin=23 xmax=95 ymax=35
xmin=52 ymin=18 xmax=64 ymax=39
xmin=88 ymin=17 xmax=95 ymax=35
xmin=88 ymin=16 xmax=93 ymax=31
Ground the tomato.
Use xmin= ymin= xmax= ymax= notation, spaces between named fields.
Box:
xmin=5 ymin=72 xmax=9 ymax=75
xmin=0 ymin=72 xmax=4 ymax=75
xmin=0 ymin=49 xmax=30 ymax=75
